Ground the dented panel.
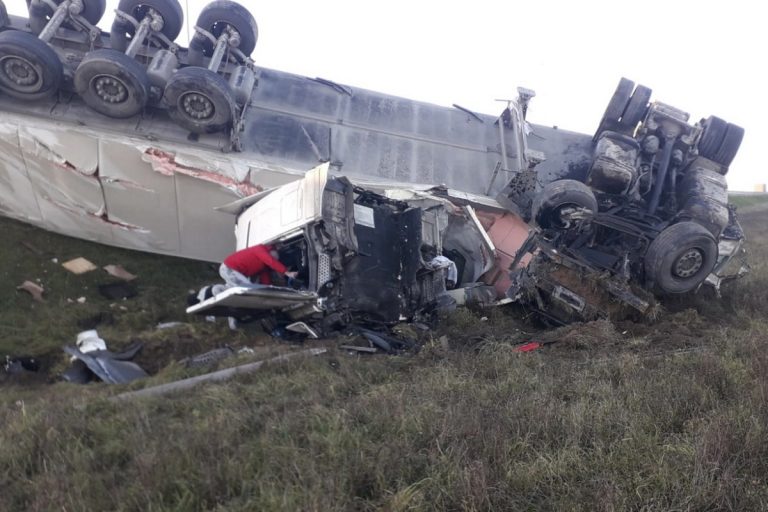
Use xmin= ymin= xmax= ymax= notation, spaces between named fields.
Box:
xmin=100 ymin=140 xmax=181 ymax=254
xmin=0 ymin=122 xmax=42 ymax=224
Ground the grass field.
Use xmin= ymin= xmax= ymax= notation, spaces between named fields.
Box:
xmin=1 ymin=198 xmax=767 ymax=511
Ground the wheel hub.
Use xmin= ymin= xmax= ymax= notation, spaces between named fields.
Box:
xmin=92 ymin=75 xmax=129 ymax=104
xmin=0 ymin=56 xmax=42 ymax=91
xmin=673 ymin=249 xmax=704 ymax=278
xmin=180 ymin=92 xmax=215 ymax=120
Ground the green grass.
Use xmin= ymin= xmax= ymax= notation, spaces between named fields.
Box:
xmin=1 ymin=209 xmax=768 ymax=510
xmin=728 ymin=193 xmax=768 ymax=209
xmin=0 ymin=217 xmax=258 ymax=380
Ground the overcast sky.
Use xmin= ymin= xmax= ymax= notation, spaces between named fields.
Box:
xmin=4 ymin=0 xmax=764 ymax=190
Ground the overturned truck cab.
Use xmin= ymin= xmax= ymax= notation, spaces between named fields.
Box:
xmin=504 ymin=78 xmax=748 ymax=325
xmin=187 ymin=164 xmax=502 ymax=334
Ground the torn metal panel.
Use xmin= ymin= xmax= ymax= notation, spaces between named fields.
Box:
xmin=21 ymin=126 xmax=100 ymax=175
xmin=142 ymin=148 xmax=261 ymax=197
xmin=99 ymin=140 xmax=181 ymax=254
xmin=0 ymin=122 xmax=42 ymax=223
xmin=63 ymin=345 xmax=148 ymax=385
xmin=18 ymin=126 xmax=115 ymax=243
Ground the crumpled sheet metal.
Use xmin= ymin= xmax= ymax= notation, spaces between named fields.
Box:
xmin=0 ymin=116 xmax=272 ymax=262
xmin=62 ymin=344 xmax=147 ymax=384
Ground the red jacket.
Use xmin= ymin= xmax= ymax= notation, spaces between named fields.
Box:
xmin=223 ymin=245 xmax=287 ymax=283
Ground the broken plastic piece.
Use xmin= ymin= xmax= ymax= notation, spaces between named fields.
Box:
xmin=103 ymin=264 xmax=137 ymax=281
xmin=513 ymin=342 xmax=542 ymax=353
xmin=62 ymin=342 xmax=146 ymax=384
xmin=76 ymin=330 xmax=107 ymax=353
xmin=16 ymin=281 xmax=45 ymax=302
xmin=286 ymin=322 xmax=319 ymax=339
xmin=62 ymin=257 xmax=98 ymax=274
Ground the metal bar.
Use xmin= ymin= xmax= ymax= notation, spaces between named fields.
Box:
xmin=485 ymin=161 xmax=502 ymax=196
xmin=109 ymin=349 xmax=327 ymax=401
xmin=498 ymin=111 xmax=509 ymax=172
xmin=37 ymin=0 xmax=73 ymax=42
xmin=646 ymin=138 xmax=675 ymax=214
xmin=125 ymin=16 xmax=152 ymax=58
xmin=207 ymin=34 xmax=230 ymax=72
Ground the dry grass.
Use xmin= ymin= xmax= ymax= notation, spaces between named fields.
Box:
xmin=1 ymin=204 xmax=768 ymax=511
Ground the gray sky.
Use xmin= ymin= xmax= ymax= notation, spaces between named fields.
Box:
xmin=5 ymin=0 xmax=764 ymax=190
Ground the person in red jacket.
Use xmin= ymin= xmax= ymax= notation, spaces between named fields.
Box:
xmin=219 ymin=244 xmax=298 ymax=287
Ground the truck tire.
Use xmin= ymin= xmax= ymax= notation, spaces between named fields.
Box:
xmin=713 ymin=123 xmax=744 ymax=169
xmin=644 ymin=221 xmax=718 ymax=294
xmin=619 ymin=84 xmax=652 ymax=132
xmin=532 ymin=179 xmax=598 ymax=229
xmin=0 ymin=2 xmax=9 ymax=28
xmin=195 ymin=1 xmax=258 ymax=56
xmin=74 ymin=49 xmax=150 ymax=118
xmin=164 ymin=66 xmax=236 ymax=134
xmin=0 ymin=30 xmax=62 ymax=100
xmin=698 ymin=115 xmax=727 ymax=161
xmin=112 ymin=0 xmax=185 ymax=51
xmin=593 ymin=77 xmax=634 ymax=141
xmin=26 ymin=0 xmax=107 ymax=26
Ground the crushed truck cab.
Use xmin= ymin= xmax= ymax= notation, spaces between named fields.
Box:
xmin=188 ymin=164 xmax=502 ymax=333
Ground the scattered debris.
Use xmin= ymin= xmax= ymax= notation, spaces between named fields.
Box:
xmin=156 ymin=322 xmax=187 ymax=330
xmin=358 ymin=328 xmax=416 ymax=354
xmin=76 ymin=297 xmax=87 ymax=304
xmin=4 ymin=355 xmax=40 ymax=374
xmin=62 ymin=340 xmax=146 ymax=385
xmin=179 ymin=347 xmax=236 ymax=369
xmin=286 ymin=322 xmax=319 ymax=339
xmin=75 ymin=330 xmax=107 ymax=353
xmin=98 ymin=282 xmax=138 ymax=300
xmin=513 ymin=342 xmax=543 ymax=353
xmin=340 ymin=345 xmax=378 ymax=354
xmin=16 ymin=281 xmax=45 ymax=302
xmin=62 ymin=257 xmax=98 ymax=274
xmin=110 ymin=349 xmax=327 ymax=401
xmin=103 ymin=264 xmax=137 ymax=281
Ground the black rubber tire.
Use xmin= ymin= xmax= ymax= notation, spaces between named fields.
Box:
xmin=195 ymin=0 xmax=258 ymax=57
xmin=0 ymin=30 xmax=62 ymax=100
xmin=164 ymin=66 xmax=236 ymax=133
xmin=644 ymin=221 xmax=718 ymax=294
xmin=713 ymin=123 xmax=744 ymax=169
xmin=532 ymin=179 xmax=598 ymax=229
xmin=594 ymin=77 xmax=634 ymax=141
xmin=112 ymin=0 xmax=184 ymax=44
xmin=619 ymin=84 xmax=652 ymax=132
xmin=74 ymin=49 xmax=150 ymax=118
xmin=698 ymin=115 xmax=727 ymax=161
xmin=0 ymin=2 xmax=9 ymax=28
xmin=25 ymin=0 xmax=106 ymax=26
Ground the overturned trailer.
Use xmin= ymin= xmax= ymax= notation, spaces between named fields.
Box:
xmin=0 ymin=1 xmax=747 ymax=326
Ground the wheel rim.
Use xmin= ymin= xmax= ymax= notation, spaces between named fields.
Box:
xmin=673 ymin=249 xmax=704 ymax=278
xmin=90 ymin=74 xmax=130 ymax=104
xmin=0 ymin=55 xmax=43 ymax=94
xmin=179 ymin=91 xmax=215 ymax=120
